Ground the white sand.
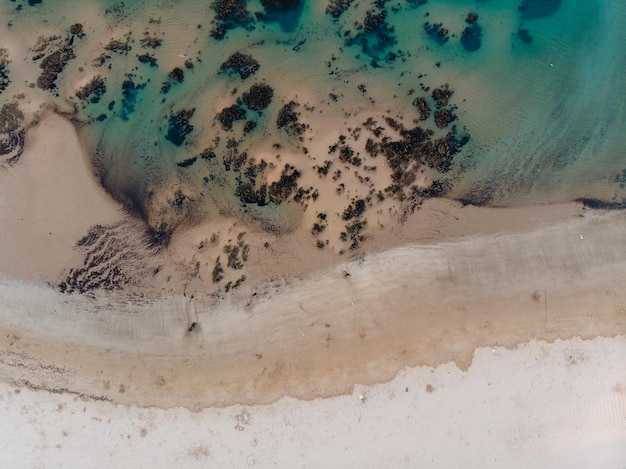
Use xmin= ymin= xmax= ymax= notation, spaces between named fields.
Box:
xmin=0 ymin=335 xmax=624 ymax=468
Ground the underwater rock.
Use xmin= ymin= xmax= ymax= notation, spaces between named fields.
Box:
xmin=241 ymin=83 xmax=274 ymax=111
xmin=165 ymin=108 xmax=195 ymax=146
xmin=217 ymin=104 xmax=247 ymax=130
xmin=345 ymin=7 xmax=397 ymax=64
xmin=76 ymin=75 xmax=106 ymax=103
xmin=412 ymin=97 xmax=431 ymax=121
xmin=104 ymin=39 xmax=131 ymax=53
xmin=431 ymin=84 xmax=453 ymax=108
xmin=169 ymin=67 xmax=184 ymax=82
xmin=220 ymin=52 xmax=260 ymax=80
xmin=210 ymin=0 xmax=253 ymax=40
xmin=461 ymin=24 xmax=482 ymax=52
xmin=268 ymin=164 xmax=301 ymax=203
xmin=69 ymin=23 xmax=84 ymax=36
xmin=257 ymin=0 xmax=304 ymax=32
xmin=517 ymin=29 xmax=533 ymax=43
xmin=518 ymin=0 xmax=562 ymax=20
xmin=434 ymin=108 xmax=456 ymax=128
xmin=325 ymin=0 xmax=354 ymax=19
xmin=36 ymin=46 xmax=75 ymax=90
xmin=0 ymin=50 xmax=10 ymax=94
xmin=465 ymin=13 xmax=478 ymax=24
xmin=137 ymin=53 xmax=158 ymax=67
xmin=243 ymin=120 xmax=257 ymax=133
xmin=424 ymin=22 xmax=449 ymax=45
xmin=277 ymin=100 xmax=306 ymax=136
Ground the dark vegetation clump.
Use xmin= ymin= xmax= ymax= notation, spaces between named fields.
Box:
xmin=223 ymin=233 xmax=250 ymax=271
xmin=137 ymin=53 xmax=158 ymax=67
xmin=212 ymin=256 xmax=224 ymax=283
xmin=76 ymin=75 xmax=106 ymax=103
xmin=104 ymin=39 xmax=131 ymax=53
xmin=466 ymin=13 xmax=478 ymax=24
xmin=0 ymin=102 xmax=24 ymax=134
xmin=517 ymin=29 xmax=532 ymax=43
xmin=268 ymin=164 xmax=301 ymax=203
xmin=315 ymin=160 xmax=332 ymax=176
xmin=345 ymin=7 xmax=397 ymax=65
xmin=361 ymin=95 xmax=469 ymax=203
xmin=169 ymin=67 xmax=184 ymax=82
xmin=217 ymin=104 xmax=246 ymax=130
xmin=329 ymin=136 xmax=362 ymax=167
xmin=431 ymin=84 xmax=453 ymax=108
xmin=412 ymin=97 xmax=430 ymax=121
xmin=0 ymin=50 xmax=10 ymax=94
xmin=140 ymin=34 xmax=162 ymax=48
xmin=518 ymin=0 xmax=562 ymax=20
xmin=0 ymin=102 xmax=25 ymax=163
xmin=575 ymin=198 xmax=626 ymax=210
xmin=340 ymin=219 xmax=367 ymax=250
xmin=434 ymin=108 xmax=456 ymax=128
xmin=277 ymin=100 xmax=306 ymax=136
xmin=165 ymin=108 xmax=195 ymax=146
xmin=146 ymin=221 xmax=173 ymax=249
xmin=220 ymin=52 xmax=260 ymax=79
xmin=423 ymin=22 xmax=449 ymax=45
xmin=58 ymin=223 xmax=151 ymax=294
xmin=36 ymin=46 xmax=75 ymax=90
xmin=260 ymin=0 xmax=301 ymax=12
xmin=200 ymin=148 xmax=217 ymax=160
xmin=210 ymin=0 xmax=253 ymax=40
xmin=461 ymin=24 xmax=482 ymax=52
xmin=120 ymin=78 xmax=146 ymax=120
xmin=325 ymin=0 xmax=354 ymax=19
xmin=257 ymin=0 xmax=304 ymax=32
xmin=176 ymin=156 xmax=197 ymax=168
xmin=342 ymin=198 xmax=366 ymax=221
xmin=243 ymin=120 xmax=257 ymax=133
xmin=69 ymin=23 xmax=84 ymax=35
xmin=241 ymin=83 xmax=274 ymax=110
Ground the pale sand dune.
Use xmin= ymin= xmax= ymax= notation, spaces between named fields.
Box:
xmin=0 ymin=336 xmax=624 ymax=468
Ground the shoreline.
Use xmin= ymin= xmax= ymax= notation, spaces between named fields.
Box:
xmin=1 ymin=206 xmax=624 ymax=409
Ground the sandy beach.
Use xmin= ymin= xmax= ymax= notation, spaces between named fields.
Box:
xmin=0 ymin=111 xmax=624 ymax=464
xmin=1 ymin=0 xmax=625 ymax=466
xmin=1 ymin=336 xmax=624 ymax=468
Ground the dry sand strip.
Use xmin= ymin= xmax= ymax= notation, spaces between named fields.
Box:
xmin=0 ymin=336 xmax=624 ymax=468
xmin=0 ymin=208 xmax=625 ymax=409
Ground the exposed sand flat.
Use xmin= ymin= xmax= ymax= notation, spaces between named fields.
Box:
xmin=0 ymin=113 xmax=123 ymax=281
xmin=1 ymin=205 xmax=624 ymax=408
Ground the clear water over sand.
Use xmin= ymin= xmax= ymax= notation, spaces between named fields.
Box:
xmin=1 ymin=0 xmax=625 ymax=236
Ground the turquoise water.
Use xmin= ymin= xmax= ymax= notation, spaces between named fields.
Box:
xmin=2 ymin=0 xmax=625 ymax=236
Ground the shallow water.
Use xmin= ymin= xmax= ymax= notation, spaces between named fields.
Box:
xmin=1 ymin=0 xmax=624 ymax=236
